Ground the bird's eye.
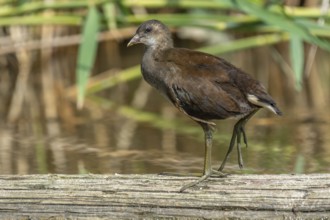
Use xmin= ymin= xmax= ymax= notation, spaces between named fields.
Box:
xmin=145 ymin=27 xmax=152 ymax=33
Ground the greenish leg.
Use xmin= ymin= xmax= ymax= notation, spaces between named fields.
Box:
xmin=237 ymin=128 xmax=244 ymax=169
xmin=218 ymin=121 xmax=239 ymax=171
xmin=180 ymin=122 xmax=225 ymax=192
xmin=218 ymin=109 xmax=258 ymax=172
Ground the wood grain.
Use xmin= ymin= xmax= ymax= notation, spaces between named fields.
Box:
xmin=0 ymin=174 xmax=329 ymax=219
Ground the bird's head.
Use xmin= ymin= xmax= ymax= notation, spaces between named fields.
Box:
xmin=127 ymin=19 xmax=173 ymax=49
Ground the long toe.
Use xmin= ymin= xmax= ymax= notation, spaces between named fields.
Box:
xmin=159 ymin=172 xmax=201 ymax=177
xmin=179 ymin=169 xmax=230 ymax=192
xmin=179 ymin=173 xmax=212 ymax=192
xmin=211 ymin=169 xmax=228 ymax=177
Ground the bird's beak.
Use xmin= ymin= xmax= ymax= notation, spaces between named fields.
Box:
xmin=127 ymin=34 xmax=140 ymax=47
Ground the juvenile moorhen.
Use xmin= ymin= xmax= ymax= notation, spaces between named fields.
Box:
xmin=127 ymin=20 xmax=282 ymax=192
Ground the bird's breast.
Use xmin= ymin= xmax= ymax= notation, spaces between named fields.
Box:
xmin=141 ymin=57 xmax=169 ymax=94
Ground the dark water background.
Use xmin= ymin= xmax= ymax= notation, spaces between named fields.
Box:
xmin=1 ymin=106 xmax=329 ymax=176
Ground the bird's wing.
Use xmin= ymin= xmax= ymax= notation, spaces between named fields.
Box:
xmin=159 ymin=48 xmax=256 ymax=120
xmin=162 ymin=48 xmax=282 ymax=117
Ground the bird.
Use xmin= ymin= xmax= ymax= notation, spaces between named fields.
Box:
xmin=127 ymin=19 xmax=282 ymax=192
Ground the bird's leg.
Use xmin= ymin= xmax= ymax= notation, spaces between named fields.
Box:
xmin=218 ymin=121 xmax=240 ymax=171
xmin=241 ymin=127 xmax=248 ymax=148
xmin=218 ymin=109 xmax=258 ymax=171
xmin=236 ymin=127 xmax=244 ymax=168
xmin=238 ymin=109 xmax=258 ymax=145
xmin=239 ymin=110 xmax=258 ymax=149
xmin=180 ymin=122 xmax=225 ymax=192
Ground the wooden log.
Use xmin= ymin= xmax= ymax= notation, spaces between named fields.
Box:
xmin=0 ymin=174 xmax=329 ymax=219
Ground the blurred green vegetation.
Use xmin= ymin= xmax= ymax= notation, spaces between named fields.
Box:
xmin=0 ymin=0 xmax=329 ymax=107
xmin=0 ymin=0 xmax=330 ymax=175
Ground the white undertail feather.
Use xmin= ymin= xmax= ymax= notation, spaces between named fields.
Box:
xmin=247 ymin=94 xmax=278 ymax=115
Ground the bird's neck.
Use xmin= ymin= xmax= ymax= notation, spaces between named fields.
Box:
xmin=148 ymin=36 xmax=174 ymax=51
xmin=162 ymin=37 xmax=174 ymax=49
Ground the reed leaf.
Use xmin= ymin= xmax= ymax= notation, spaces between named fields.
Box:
xmin=103 ymin=2 xmax=117 ymax=30
xmin=125 ymin=14 xmax=260 ymax=31
xmin=122 ymin=0 xmax=233 ymax=9
xmin=294 ymin=154 xmax=305 ymax=174
xmin=0 ymin=0 xmax=109 ymax=17
xmin=232 ymin=0 xmax=330 ymax=52
xmin=243 ymin=24 xmax=330 ymax=37
xmin=76 ymin=6 xmax=100 ymax=109
xmin=0 ymin=15 xmax=81 ymax=26
xmin=200 ymin=33 xmax=289 ymax=55
xmin=296 ymin=18 xmax=330 ymax=33
xmin=290 ymin=34 xmax=304 ymax=90
xmin=87 ymin=95 xmax=228 ymax=143
xmin=86 ymin=66 xmax=141 ymax=95
xmin=87 ymin=95 xmax=198 ymax=134
xmin=123 ymin=0 xmax=330 ymax=19
xmin=125 ymin=14 xmax=259 ymax=24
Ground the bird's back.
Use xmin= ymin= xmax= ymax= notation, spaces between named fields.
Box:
xmin=141 ymin=46 xmax=281 ymax=121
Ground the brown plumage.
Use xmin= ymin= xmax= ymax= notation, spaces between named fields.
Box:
xmin=128 ymin=20 xmax=282 ymax=192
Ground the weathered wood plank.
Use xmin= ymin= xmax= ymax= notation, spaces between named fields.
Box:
xmin=0 ymin=174 xmax=329 ymax=219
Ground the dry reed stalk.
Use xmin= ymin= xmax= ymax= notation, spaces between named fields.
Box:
xmin=117 ymin=81 xmax=152 ymax=150
xmin=0 ymin=27 xmax=135 ymax=56
xmin=7 ymin=26 xmax=32 ymax=123
xmin=41 ymin=10 xmax=60 ymax=134
xmin=0 ymin=129 xmax=13 ymax=174
xmin=161 ymin=105 xmax=177 ymax=154
xmin=40 ymin=4 xmax=67 ymax=173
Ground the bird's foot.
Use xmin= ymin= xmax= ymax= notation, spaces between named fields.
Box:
xmin=211 ymin=169 xmax=228 ymax=177
xmin=158 ymin=172 xmax=200 ymax=177
xmin=179 ymin=169 xmax=227 ymax=192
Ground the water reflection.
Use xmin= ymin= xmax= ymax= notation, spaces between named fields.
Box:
xmin=1 ymin=33 xmax=330 ymax=176
xmin=1 ymin=101 xmax=329 ymax=176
